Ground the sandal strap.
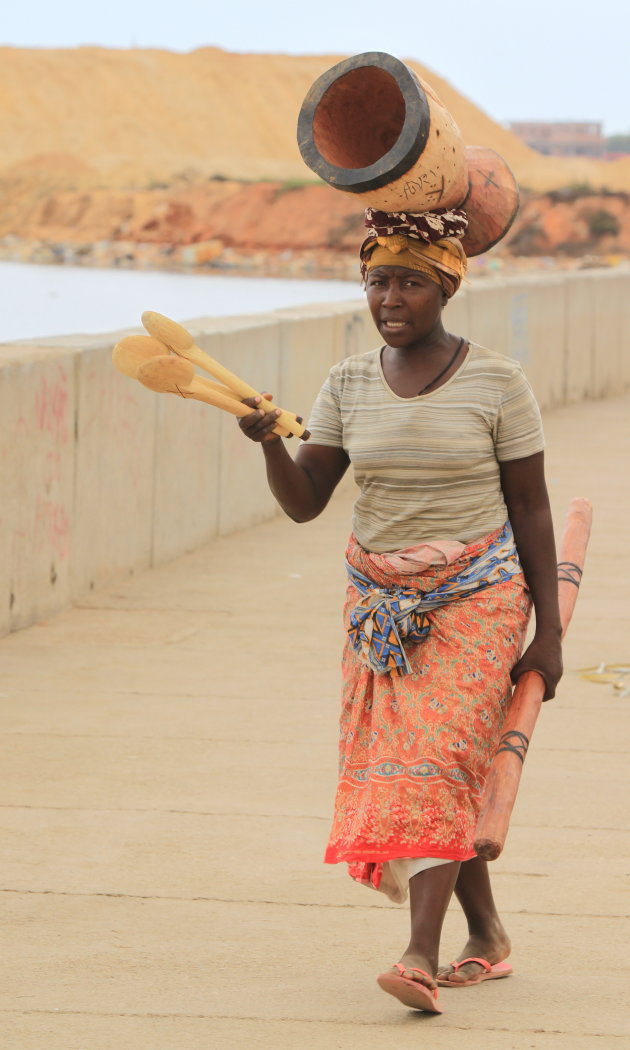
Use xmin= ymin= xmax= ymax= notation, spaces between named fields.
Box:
xmin=452 ymin=956 xmax=492 ymax=973
xmin=394 ymin=965 xmax=438 ymax=998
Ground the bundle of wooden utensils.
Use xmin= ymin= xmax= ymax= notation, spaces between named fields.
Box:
xmin=112 ymin=311 xmax=310 ymax=440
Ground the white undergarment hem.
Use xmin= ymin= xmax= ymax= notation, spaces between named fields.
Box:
xmin=380 ymin=856 xmax=452 ymax=904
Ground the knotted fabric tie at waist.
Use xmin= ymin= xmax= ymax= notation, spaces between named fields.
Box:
xmin=346 ymin=522 xmax=522 ymax=676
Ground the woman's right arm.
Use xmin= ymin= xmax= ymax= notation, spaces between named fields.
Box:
xmin=238 ymin=396 xmax=350 ymax=522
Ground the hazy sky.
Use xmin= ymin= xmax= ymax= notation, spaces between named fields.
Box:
xmin=3 ymin=0 xmax=627 ymax=135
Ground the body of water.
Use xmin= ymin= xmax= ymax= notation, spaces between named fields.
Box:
xmin=0 ymin=262 xmax=363 ymax=343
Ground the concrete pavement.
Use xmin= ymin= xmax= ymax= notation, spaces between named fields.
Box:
xmin=1 ymin=393 xmax=629 ymax=1049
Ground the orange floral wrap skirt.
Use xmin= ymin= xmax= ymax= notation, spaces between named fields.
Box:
xmin=324 ymin=526 xmax=531 ymax=888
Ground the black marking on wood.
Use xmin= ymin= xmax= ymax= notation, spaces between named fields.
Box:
xmin=477 ymin=167 xmax=500 ymax=189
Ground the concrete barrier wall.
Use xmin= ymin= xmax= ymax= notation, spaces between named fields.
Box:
xmin=1 ymin=269 xmax=629 ymax=636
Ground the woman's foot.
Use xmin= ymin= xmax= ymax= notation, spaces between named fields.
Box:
xmin=438 ymin=927 xmax=511 ymax=984
xmin=395 ymin=951 xmax=437 ymax=990
xmin=377 ymin=955 xmax=442 ymax=1013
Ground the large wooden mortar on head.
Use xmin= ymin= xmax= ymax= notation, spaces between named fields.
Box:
xmin=297 ymin=51 xmax=519 ymax=255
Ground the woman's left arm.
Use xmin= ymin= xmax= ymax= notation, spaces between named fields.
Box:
xmin=500 ymin=451 xmax=563 ymax=700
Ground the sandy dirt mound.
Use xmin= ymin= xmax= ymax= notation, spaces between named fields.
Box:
xmin=2 ymin=45 xmax=628 ymax=192
xmin=1 ymin=46 xmax=628 ymax=269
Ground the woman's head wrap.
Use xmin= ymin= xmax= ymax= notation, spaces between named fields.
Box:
xmin=360 ymin=207 xmax=469 ymax=298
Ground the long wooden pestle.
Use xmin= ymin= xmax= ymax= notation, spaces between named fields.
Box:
xmin=474 ymin=497 xmax=593 ymax=860
xmin=141 ymin=311 xmax=310 ymax=440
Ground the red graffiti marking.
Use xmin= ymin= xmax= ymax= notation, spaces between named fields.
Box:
xmin=34 ymin=368 xmax=69 ymax=445
xmin=34 ymin=497 xmax=70 ymax=561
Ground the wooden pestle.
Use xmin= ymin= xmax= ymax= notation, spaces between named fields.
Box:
xmin=474 ymin=497 xmax=593 ymax=860
xmin=141 ymin=310 xmax=310 ymax=440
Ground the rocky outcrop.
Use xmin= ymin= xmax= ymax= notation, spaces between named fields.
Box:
xmin=504 ymin=190 xmax=630 ymax=256
xmin=2 ymin=172 xmax=629 ymax=276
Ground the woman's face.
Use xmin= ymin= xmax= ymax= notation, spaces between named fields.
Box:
xmin=365 ymin=265 xmax=447 ymax=348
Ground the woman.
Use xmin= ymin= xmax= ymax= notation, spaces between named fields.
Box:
xmin=238 ymin=213 xmax=562 ymax=1015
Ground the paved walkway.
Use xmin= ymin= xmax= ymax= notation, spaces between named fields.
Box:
xmin=1 ymin=394 xmax=629 ymax=1049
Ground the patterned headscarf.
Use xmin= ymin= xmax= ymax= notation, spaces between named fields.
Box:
xmin=360 ymin=207 xmax=469 ymax=298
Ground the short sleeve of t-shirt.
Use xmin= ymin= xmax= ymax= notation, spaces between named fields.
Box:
xmin=307 ymin=370 xmax=344 ymax=448
xmin=494 ymin=366 xmax=545 ymax=462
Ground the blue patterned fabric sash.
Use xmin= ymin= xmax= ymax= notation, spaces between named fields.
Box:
xmin=346 ymin=522 xmax=521 ymax=676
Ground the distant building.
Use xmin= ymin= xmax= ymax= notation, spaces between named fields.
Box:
xmin=509 ymin=121 xmax=604 ymax=157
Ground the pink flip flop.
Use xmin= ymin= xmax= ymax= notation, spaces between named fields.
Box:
xmin=377 ymin=963 xmax=443 ymax=1013
xmin=437 ymin=956 xmax=513 ymax=987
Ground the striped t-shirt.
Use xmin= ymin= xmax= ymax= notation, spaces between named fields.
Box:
xmin=307 ymin=342 xmax=545 ymax=552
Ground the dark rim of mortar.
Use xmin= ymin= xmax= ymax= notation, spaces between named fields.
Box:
xmin=297 ymin=52 xmax=430 ymax=195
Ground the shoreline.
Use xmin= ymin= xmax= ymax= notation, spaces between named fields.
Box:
xmin=1 ymin=235 xmax=626 ymax=284
xmin=0 ymin=234 xmax=360 ymax=282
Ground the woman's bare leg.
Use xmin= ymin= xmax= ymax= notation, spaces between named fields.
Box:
xmin=437 ymin=856 xmax=511 ymax=983
xmin=392 ymin=861 xmax=461 ymax=990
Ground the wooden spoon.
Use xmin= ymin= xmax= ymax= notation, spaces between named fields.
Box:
xmin=141 ymin=311 xmax=310 ymax=440
xmin=136 ymin=356 xmax=290 ymax=436
xmin=112 ymin=335 xmax=168 ymax=378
